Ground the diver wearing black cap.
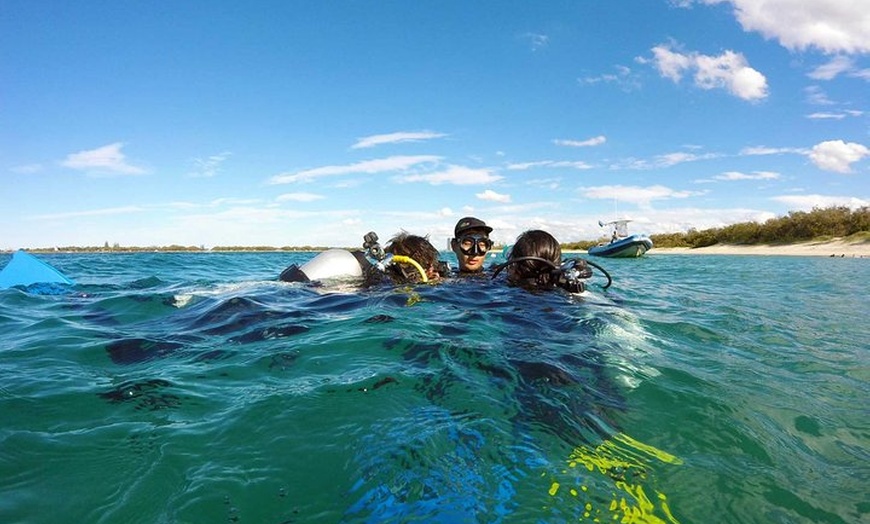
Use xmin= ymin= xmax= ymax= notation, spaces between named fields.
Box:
xmin=450 ymin=216 xmax=493 ymax=273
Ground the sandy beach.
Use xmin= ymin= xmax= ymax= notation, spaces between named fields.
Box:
xmin=565 ymin=239 xmax=869 ymax=257
xmin=648 ymin=239 xmax=869 ymax=257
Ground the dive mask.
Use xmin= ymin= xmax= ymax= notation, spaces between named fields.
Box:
xmin=455 ymin=235 xmax=493 ymax=257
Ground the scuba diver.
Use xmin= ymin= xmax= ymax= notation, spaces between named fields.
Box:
xmin=364 ymin=231 xmax=447 ymax=286
xmin=449 ymin=216 xmax=494 ymax=274
xmin=492 ymin=229 xmax=611 ymax=293
xmin=278 ymin=231 xmax=447 ymax=286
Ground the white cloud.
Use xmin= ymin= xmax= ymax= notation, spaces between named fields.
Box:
xmin=808 ymin=109 xmax=864 ymax=119
xmin=553 ymin=135 xmax=607 ymax=147
xmin=657 ymin=151 xmax=718 ymax=167
xmin=397 ymin=165 xmax=502 ymax=185
xmin=806 ymin=112 xmax=846 ymax=120
xmin=808 ymin=56 xmax=854 ymax=80
xmin=507 ymin=160 xmax=594 ymax=170
xmin=30 ymin=206 xmax=144 ymax=220
xmin=351 ymin=131 xmax=447 ymax=149
xmin=507 ymin=161 xmax=554 ymax=170
xmin=740 ymin=145 xmax=807 ymax=156
xmin=580 ymin=184 xmax=703 ymax=207
xmin=551 ymin=161 xmax=595 ymax=170
xmin=648 ymin=44 xmax=768 ymax=100
xmin=61 ymin=143 xmax=146 ymax=175
xmin=705 ymin=0 xmax=870 ymax=54
xmin=578 ymin=65 xmax=641 ymax=91
xmin=276 ymin=192 xmax=325 ymax=202
xmin=269 ymin=155 xmax=441 ymax=184
xmin=476 ymin=189 xmax=511 ymax=203
xmin=804 ymin=86 xmax=835 ymax=105
xmin=808 ymin=140 xmax=870 ymax=173
xmin=618 ymin=151 xmax=721 ymax=170
xmin=714 ymin=170 xmax=781 ymax=181
xmin=187 ymin=151 xmax=231 ymax=178
xmin=647 ymin=45 xmax=692 ymax=82
xmin=772 ymin=194 xmax=868 ymax=209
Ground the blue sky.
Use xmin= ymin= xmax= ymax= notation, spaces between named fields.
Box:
xmin=2 ymin=0 xmax=868 ymax=250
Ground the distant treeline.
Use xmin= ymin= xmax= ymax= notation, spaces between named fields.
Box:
xmin=13 ymin=206 xmax=869 ymax=254
xmin=22 ymin=244 xmax=338 ymax=254
xmin=563 ymin=206 xmax=869 ymax=250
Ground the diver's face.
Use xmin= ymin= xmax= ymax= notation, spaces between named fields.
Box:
xmin=453 ymin=233 xmax=491 ymax=272
xmin=457 ymin=249 xmax=485 ymax=272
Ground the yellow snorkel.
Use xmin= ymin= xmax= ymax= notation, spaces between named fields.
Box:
xmin=389 ymin=255 xmax=429 ymax=283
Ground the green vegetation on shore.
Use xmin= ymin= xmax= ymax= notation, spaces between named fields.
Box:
xmin=563 ymin=206 xmax=869 ymax=250
xmin=8 ymin=206 xmax=869 ymax=254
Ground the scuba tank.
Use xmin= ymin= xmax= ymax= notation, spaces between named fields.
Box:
xmin=279 ymin=249 xmax=371 ymax=283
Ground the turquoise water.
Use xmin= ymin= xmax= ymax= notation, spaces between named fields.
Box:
xmin=1 ymin=252 xmax=867 ymax=524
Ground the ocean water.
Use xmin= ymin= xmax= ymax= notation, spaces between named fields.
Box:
xmin=0 ymin=251 xmax=867 ymax=524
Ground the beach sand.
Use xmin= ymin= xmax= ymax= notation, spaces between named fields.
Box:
xmin=565 ymin=239 xmax=869 ymax=257
xmin=646 ymin=239 xmax=869 ymax=257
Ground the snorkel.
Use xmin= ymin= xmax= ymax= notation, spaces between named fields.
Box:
xmin=388 ymin=255 xmax=429 ymax=283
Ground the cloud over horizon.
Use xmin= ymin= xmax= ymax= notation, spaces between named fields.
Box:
xmin=645 ymin=43 xmax=769 ymax=100
xmin=61 ymin=143 xmax=147 ymax=175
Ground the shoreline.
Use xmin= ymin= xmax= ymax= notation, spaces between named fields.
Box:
xmin=573 ymin=239 xmax=870 ymax=258
xmin=5 ymin=239 xmax=869 ymax=258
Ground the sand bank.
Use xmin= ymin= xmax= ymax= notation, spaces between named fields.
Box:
xmin=564 ymin=239 xmax=869 ymax=257
xmin=649 ymin=239 xmax=869 ymax=257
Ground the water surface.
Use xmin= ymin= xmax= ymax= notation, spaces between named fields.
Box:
xmin=1 ymin=252 xmax=867 ymax=523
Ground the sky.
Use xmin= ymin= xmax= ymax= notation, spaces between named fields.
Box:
xmin=1 ymin=0 xmax=868 ymax=251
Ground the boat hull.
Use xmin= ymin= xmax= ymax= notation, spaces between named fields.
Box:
xmin=588 ymin=235 xmax=653 ymax=258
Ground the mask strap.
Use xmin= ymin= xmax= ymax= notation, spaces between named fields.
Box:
xmin=491 ymin=256 xmax=559 ymax=279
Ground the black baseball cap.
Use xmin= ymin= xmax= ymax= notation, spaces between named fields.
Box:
xmin=454 ymin=217 xmax=492 ymax=237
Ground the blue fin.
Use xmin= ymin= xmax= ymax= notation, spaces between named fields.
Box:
xmin=0 ymin=250 xmax=75 ymax=289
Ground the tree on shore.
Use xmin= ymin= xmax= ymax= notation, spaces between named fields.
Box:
xmin=650 ymin=206 xmax=869 ymax=249
xmin=561 ymin=206 xmax=869 ymax=250
xmin=13 ymin=206 xmax=868 ymax=253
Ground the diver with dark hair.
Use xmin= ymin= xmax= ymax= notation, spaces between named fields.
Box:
xmin=492 ymin=229 xmax=611 ymax=292
xmin=364 ymin=231 xmax=447 ymax=286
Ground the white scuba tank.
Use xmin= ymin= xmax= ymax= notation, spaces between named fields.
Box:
xmin=299 ymin=249 xmax=364 ymax=280
xmin=280 ymin=249 xmax=367 ymax=283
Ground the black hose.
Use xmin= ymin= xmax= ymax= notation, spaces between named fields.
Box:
xmin=491 ymin=256 xmax=560 ymax=279
xmin=582 ymin=259 xmax=612 ymax=289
